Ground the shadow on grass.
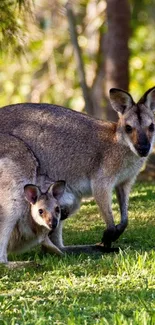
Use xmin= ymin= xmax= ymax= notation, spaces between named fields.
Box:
xmin=2 ymin=182 xmax=155 ymax=270
xmin=5 ymin=205 xmax=154 ymax=268
xmin=64 ymin=223 xmax=155 ymax=252
xmin=6 ymin=215 xmax=154 ymax=269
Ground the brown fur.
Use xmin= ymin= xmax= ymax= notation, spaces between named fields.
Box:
xmin=0 ymin=132 xmax=65 ymax=263
xmin=8 ymin=183 xmax=65 ymax=256
xmin=0 ymin=87 xmax=154 ymax=255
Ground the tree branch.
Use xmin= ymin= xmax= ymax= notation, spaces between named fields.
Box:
xmin=65 ymin=1 xmax=95 ymax=116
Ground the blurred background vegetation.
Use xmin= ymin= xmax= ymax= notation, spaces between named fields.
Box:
xmin=0 ymin=0 xmax=155 ymax=121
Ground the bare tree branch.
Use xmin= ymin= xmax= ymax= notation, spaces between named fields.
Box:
xmin=65 ymin=1 xmax=95 ymax=116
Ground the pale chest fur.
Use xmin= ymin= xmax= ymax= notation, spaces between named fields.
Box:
xmin=8 ymin=210 xmax=47 ymax=253
xmin=114 ymin=155 xmax=145 ymax=185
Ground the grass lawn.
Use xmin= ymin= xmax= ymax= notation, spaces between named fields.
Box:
xmin=0 ymin=182 xmax=155 ymax=325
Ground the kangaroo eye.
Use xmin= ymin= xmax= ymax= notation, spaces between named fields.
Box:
xmin=55 ymin=206 xmax=60 ymax=214
xmin=125 ymin=124 xmax=133 ymax=134
xmin=38 ymin=209 xmax=44 ymax=216
xmin=148 ymin=123 xmax=154 ymax=132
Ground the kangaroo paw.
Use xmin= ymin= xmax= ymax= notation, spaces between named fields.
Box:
xmin=101 ymin=225 xmax=121 ymax=249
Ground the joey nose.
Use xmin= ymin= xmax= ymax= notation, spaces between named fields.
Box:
xmin=48 ymin=221 xmax=53 ymax=229
xmin=52 ymin=217 xmax=58 ymax=229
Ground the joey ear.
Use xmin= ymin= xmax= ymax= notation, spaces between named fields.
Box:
xmin=48 ymin=181 xmax=66 ymax=200
xmin=138 ymin=86 xmax=155 ymax=111
xmin=109 ymin=88 xmax=134 ymax=115
xmin=24 ymin=184 xmax=41 ymax=204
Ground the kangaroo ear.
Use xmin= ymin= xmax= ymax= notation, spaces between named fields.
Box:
xmin=48 ymin=181 xmax=66 ymax=200
xmin=24 ymin=184 xmax=41 ymax=204
xmin=109 ymin=88 xmax=134 ymax=115
xmin=138 ymin=86 xmax=155 ymax=111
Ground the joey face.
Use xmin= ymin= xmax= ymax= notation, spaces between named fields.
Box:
xmin=109 ymin=87 xmax=155 ymax=157
xmin=24 ymin=181 xmax=66 ymax=231
xmin=30 ymin=194 xmax=61 ymax=230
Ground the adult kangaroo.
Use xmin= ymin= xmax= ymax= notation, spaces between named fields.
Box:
xmin=0 ymin=87 xmax=155 ymax=252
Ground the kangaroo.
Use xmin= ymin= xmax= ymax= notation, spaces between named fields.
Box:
xmin=0 ymin=87 xmax=154 ymax=253
xmin=0 ymin=133 xmax=65 ymax=263
xmin=8 ymin=182 xmax=65 ymax=257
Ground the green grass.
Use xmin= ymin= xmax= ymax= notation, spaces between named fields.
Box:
xmin=0 ymin=182 xmax=155 ymax=325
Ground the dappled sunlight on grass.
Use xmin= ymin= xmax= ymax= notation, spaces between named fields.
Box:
xmin=0 ymin=182 xmax=155 ymax=324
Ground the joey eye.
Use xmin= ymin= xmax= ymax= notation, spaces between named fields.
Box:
xmin=38 ymin=209 xmax=44 ymax=216
xmin=125 ymin=124 xmax=133 ymax=134
xmin=148 ymin=123 xmax=154 ymax=132
xmin=55 ymin=206 xmax=60 ymax=214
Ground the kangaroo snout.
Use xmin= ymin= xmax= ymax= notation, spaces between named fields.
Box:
xmin=52 ymin=217 xmax=58 ymax=229
xmin=41 ymin=213 xmax=59 ymax=230
xmin=135 ymin=143 xmax=151 ymax=157
xmin=135 ymin=133 xmax=151 ymax=157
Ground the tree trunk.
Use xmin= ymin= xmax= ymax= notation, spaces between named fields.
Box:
xmin=103 ymin=0 xmax=131 ymax=121
xmin=66 ymin=0 xmax=130 ymax=121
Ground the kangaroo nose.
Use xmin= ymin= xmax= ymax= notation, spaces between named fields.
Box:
xmin=52 ymin=217 xmax=58 ymax=229
xmin=136 ymin=144 xmax=150 ymax=157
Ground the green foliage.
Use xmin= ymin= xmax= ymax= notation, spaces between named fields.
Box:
xmin=0 ymin=1 xmax=155 ymax=110
xmin=129 ymin=23 xmax=155 ymax=100
xmin=129 ymin=0 xmax=155 ymax=100
xmin=0 ymin=182 xmax=155 ymax=324
xmin=0 ymin=0 xmax=32 ymax=54
xmin=0 ymin=0 xmax=105 ymax=110
xmin=131 ymin=0 xmax=155 ymax=27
